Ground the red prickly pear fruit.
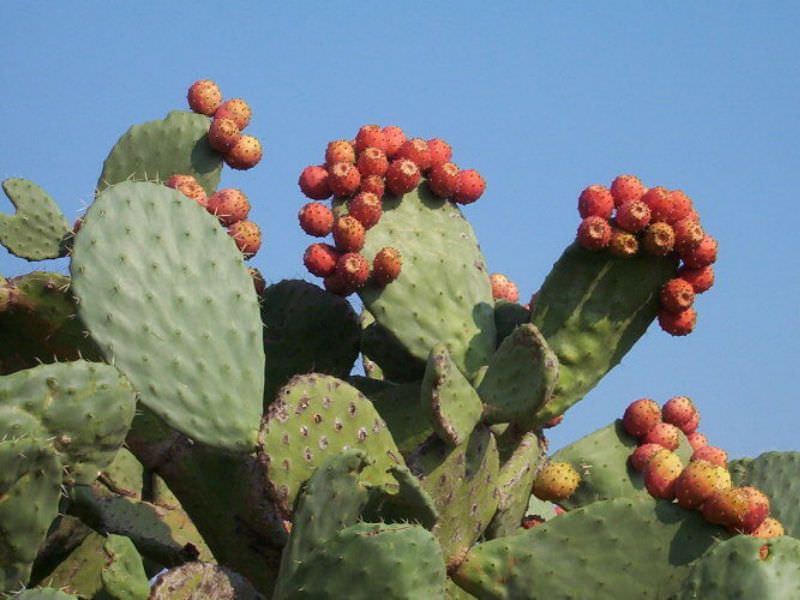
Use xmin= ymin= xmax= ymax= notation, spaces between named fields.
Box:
xmin=336 ymin=252 xmax=370 ymax=288
xmin=576 ymin=216 xmax=612 ymax=251
xmin=165 ymin=174 xmax=207 ymax=207
xmin=702 ymin=487 xmax=750 ymax=528
xmin=642 ymin=422 xmax=682 ymax=451
xmin=248 ymin=267 xmax=266 ymax=297
xmin=615 ymin=199 xmax=652 ymax=233
xmin=429 ymin=162 xmax=460 ymax=198
xmin=739 ymin=487 xmax=771 ymax=533
xmin=578 ymin=185 xmax=614 ymax=220
xmin=224 ymin=135 xmax=262 ymax=170
xmin=751 ymin=517 xmax=784 ymax=539
xmin=521 ymin=515 xmax=546 ymax=529
xmin=359 ymin=174 xmax=385 ymax=198
xmin=325 ymin=140 xmax=356 ymax=166
xmin=643 ymin=449 xmax=683 ymax=500
xmin=610 ymin=174 xmax=646 ymax=207
xmin=678 ymin=265 xmax=715 ymax=294
xmin=608 ymin=228 xmax=639 ymax=258
xmin=668 ymin=190 xmax=694 ymax=224
xmin=629 ymin=443 xmax=665 ymax=472
xmin=691 ymin=445 xmax=728 ymax=468
xmin=327 ymin=162 xmax=362 ymax=197
xmin=208 ymin=188 xmax=251 ymax=226
xmin=675 ymin=460 xmax=732 ymax=510
xmin=303 ymin=243 xmax=340 ymax=277
xmin=687 ymin=431 xmax=709 ymax=451
xmin=658 ymin=307 xmax=697 ymax=336
xmin=187 ymin=79 xmax=222 ymax=116
xmin=355 ymin=124 xmax=387 ymax=154
xmin=543 ymin=414 xmax=564 ymax=428
xmin=490 ymin=273 xmax=520 ymax=303
xmin=453 ymin=169 xmax=486 ymax=205
xmin=372 ymin=247 xmax=402 ymax=285
xmin=427 ymin=138 xmax=453 ymax=169
xmin=298 ymin=165 xmax=332 ymax=200
xmin=356 ymin=147 xmax=390 ymax=177
xmin=298 ymin=202 xmax=334 ymax=237
xmin=622 ymin=398 xmax=662 ymax=438
xmin=323 ymin=270 xmax=356 ymax=297
xmin=385 ymin=159 xmax=421 ymax=195
xmin=215 ymin=98 xmax=252 ymax=130
xmin=227 ymin=220 xmax=261 ymax=258
xmin=641 ymin=186 xmax=673 ymax=223
xmin=642 ymin=222 xmax=676 ymax=256
xmin=396 ymin=138 xmax=432 ymax=171
xmin=662 ymin=396 xmax=698 ymax=431
xmin=660 ymin=279 xmax=695 ymax=313
xmin=347 ymin=192 xmax=382 ymax=229
xmin=673 ymin=217 xmax=705 ymax=252
xmin=680 ymin=411 xmax=700 ymax=435
xmin=208 ymin=117 xmax=242 ymax=153
xmin=382 ymin=125 xmax=407 ymax=158
xmin=332 ymin=215 xmax=365 ymax=253
xmin=680 ymin=235 xmax=718 ymax=269
xmin=532 ymin=461 xmax=581 ymax=502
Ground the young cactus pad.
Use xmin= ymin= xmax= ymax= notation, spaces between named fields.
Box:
xmin=0 ymin=178 xmax=70 ymax=260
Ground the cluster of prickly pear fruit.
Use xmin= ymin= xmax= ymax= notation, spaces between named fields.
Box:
xmin=1 ymin=79 xmax=798 ymax=600
xmin=576 ymin=175 xmax=717 ymax=336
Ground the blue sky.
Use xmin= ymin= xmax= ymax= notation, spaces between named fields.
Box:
xmin=1 ymin=2 xmax=798 ymax=459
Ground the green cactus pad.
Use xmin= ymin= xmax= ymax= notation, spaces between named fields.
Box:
xmin=421 ymin=343 xmax=483 ymax=446
xmin=262 ymin=280 xmax=360 ymax=404
xmin=364 ymin=464 xmax=440 ymax=529
xmin=279 ymin=522 xmax=447 ymax=600
xmin=453 ymin=496 xmax=727 ymax=600
xmin=98 ymin=111 xmax=222 ymax=195
xmin=552 ymin=419 xmax=694 ymax=510
xmin=257 ymin=374 xmax=403 ymax=516
xmin=729 ymin=451 xmax=800 ymax=538
xmin=149 ymin=562 xmax=264 ymax=599
xmin=274 ymin=450 xmax=372 ymax=599
xmin=494 ymin=300 xmax=530 ymax=347
xmin=530 ymin=243 xmax=677 ymax=424
xmin=360 ymin=310 xmax=426 ymax=383
xmin=477 ymin=323 xmax=559 ymax=430
xmin=0 ymin=272 xmax=101 ymax=375
xmin=71 ymin=181 xmax=264 ymax=451
xmin=675 ymin=534 xmax=800 ymax=599
xmin=0 ymin=426 xmax=62 ymax=592
xmin=0 ymin=361 xmax=137 ymax=485
xmin=0 ymin=178 xmax=70 ymax=260
xmin=358 ymin=183 xmax=496 ymax=378
xmin=486 ymin=431 xmax=544 ymax=538
xmin=14 ymin=590 xmax=79 ymax=600
xmin=407 ymin=425 xmax=500 ymax=567
xmin=99 ymin=447 xmax=144 ymax=499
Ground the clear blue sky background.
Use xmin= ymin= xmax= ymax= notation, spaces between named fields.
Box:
xmin=1 ymin=2 xmax=798 ymax=459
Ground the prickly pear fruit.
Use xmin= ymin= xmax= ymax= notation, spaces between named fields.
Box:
xmin=658 ymin=307 xmax=697 ymax=336
xmin=578 ymin=185 xmax=614 ymax=220
xmin=642 ymin=422 xmax=681 ymax=450
xmin=215 ymin=98 xmax=252 ymax=130
xmin=615 ymin=199 xmax=651 ymax=233
xmin=347 ymin=191 xmax=382 ymax=229
xmin=610 ymin=174 xmax=646 ymax=206
xmin=227 ymin=220 xmax=261 ymax=258
xmin=490 ymin=273 xmax=519 ymax=303
xmin=299 ymin=165 xmax=332 ymax=200
xmin=325 ymin=140 xmax=356 ymax=166
xmin=298 ymin=202 xmax=334 ymax=237
xmin=385 ymin=158 xmax=421 ymax=195
xmin=187 ymin=79 xmax=222 ymax=115
xmin=674 ymin=459 xmax=731 ymax=510
xmin=660 ymin=279 xmax=695 ymax=313
xmin=751 ymin=517 xmax=784 ymax=539
xmin=303 ymin=243 xmax=339 ymax=277
xmin=429 ymin=162 xmax=459 ymax=198
xmin=576 ymin=216 xmax=612 ymax=251
xmin=622 ymin=398 xmax=662 ymax=438
xmin=372 ymin=247 xmax=402 ymax=285
xmin=453 ymin=169 xmax=486 ymax=205
xmin=332 ymin=215 xmax=365 ymax=253
xmin=208 ymin=117 xmax=242 ymax=153
xmin=208 ymin=188 xmax=250 ymax=226
xmin=662 ymin=396 xmax=698 ymax=432
xmin=643 ymin=449 xmax=683 ymax=499
xmin=224 ymin=135 xmax=262 ymax=170
xmin=357 ymin=147 xmax=389 ymax=177
xmin=532 ymin=461 xmax=581 ymax=502
xmin=691 ymin=445 xmax=728 ymax=468
xmin=629 ymin=443 xmax=666 ymax=472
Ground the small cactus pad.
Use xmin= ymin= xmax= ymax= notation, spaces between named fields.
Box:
xmin=262 ymin=280 xmax=360 ymax=404
xmin=477 ymin=323 xmax=559 ymax=430
xmin=40 ymin=532 xmax=149 ymax=599
xmin=407 ymin=425 xmax=500 ymax=566
xmin=0 ymin=178 xmax=70 ymax=260
xmin=0 ymin=361 xmax=137 ymax=485
xmin=494 ymin=300 xmax=530 ymax=347
xmin=0 ymin=426 xmax=62 ymax=592
xmin=273 ymin=450 xmax=372 ymax=599
xmin=552 ymin=419 xmax=693 ymax=509
xmin=364 ymin=464 xmax=440 ymax=529
xmin=530 ymin=243 xmax=677 ymax=423
xmin=15 ymin=590 xmax=79 ymax=600
xmin=675 ymin=535 xmax=800 ymax=599
xmin=730 ymin=451 xmax=800 ymax=537
xmin=453 ymin=497 xmax=727 ymax=599
xmin=359 ymin=183 xmax=496 ymax=378
xmin=360 ymin=309 xmax=426 ymax=383
xmin=71 ymin=181 xmax=264 ymax=451
xmin=421 ymin=343 xmax=483 ymax=446
xmin=149 ymin=562 xmax=264 ymax=600
xmin=98 ymin=111 xmax=223 ymax=195
xmin=257 ymin=374 xmax=403 ymax=516
xmin=278 ymin=522 xmax=447 ymax=600
xmin=486 ymin=431 xmax=544 ymax=538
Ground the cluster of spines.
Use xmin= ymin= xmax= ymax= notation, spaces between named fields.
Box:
xmin=622 ymin=397 xmax=782 ymax=537
xmin=575 ymin=175 xmax=717 ymax=336
xmin=187 ymin=80 xmax=262 ymax=170
xmin=296 ymin=125 xmax=486 ymax=296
